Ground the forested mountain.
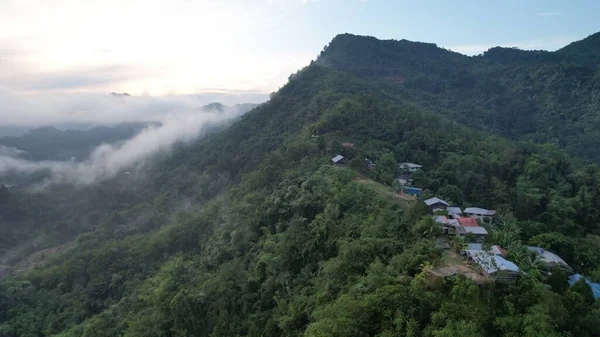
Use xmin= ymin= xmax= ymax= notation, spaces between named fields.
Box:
xmin=1 ymin=34 xmax=600 ymax=337
xmin=0 ymin=124 xmax=150 ymax=162
xmin=318 ymin=32 xmax=600 ymax=162
xmin=0 ymin=102 xmax=258 ymax=163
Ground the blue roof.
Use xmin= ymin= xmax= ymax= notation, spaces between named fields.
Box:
xmin=569 ymin=274 xmax=600 ymax=300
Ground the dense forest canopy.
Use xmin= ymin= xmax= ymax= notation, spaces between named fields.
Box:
xmin=1 ymin=33 xmax=600 ymax=337
xmin=318 ymin=32 xmax=600 ymax=163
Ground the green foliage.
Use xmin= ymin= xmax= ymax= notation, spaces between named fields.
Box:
xmin=1 ymin=33 xmax=600 ymax=337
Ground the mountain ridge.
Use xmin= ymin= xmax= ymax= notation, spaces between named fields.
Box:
xmin=1 ymin=33 xmax=600 ymax=337
xmin=318 ymin=32 xmax=600 ymax=163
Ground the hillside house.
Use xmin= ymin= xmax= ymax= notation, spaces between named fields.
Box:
xmin=447 ymin=207 xmax=463 ymax=219
xmin=463 ymin=226 xmax=488 ymax=241
xmin=394 ymin=174 xmax=413 ymax=186
xmin=527 ymin=246 xmax=573 ymax=272
xmin=424 ymin=197 xmax=449 ymax=212
xmin=399 ymin=162 xmax=423 ymax=173
xmin=331 ymin=155 xmax=347 ymax=167
xmin=465 ymin=250 xmax=520 ymax=281
xmin=457 ymin=217 xmax=478 ymax=227
xmin=453 ymin=217 xmax=488 ymax=241
xmin=464 ymin=207 xmax=496 ymax=223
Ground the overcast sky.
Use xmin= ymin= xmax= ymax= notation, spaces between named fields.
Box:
xmin=0 ymin=0 xmax=598 ymax=97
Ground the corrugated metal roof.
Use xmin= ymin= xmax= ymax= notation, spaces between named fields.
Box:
xmin=457 ymin=217 xmax=478 ymax=227
xmin=399 ymin=162 xmax=423 ymax=168
xmin=424 ymin=197 xmax=450 ymax=207
xmin=467 ymin=251 xmax=519 ymax=274
xmin=434 ymin=216 xmax=448 ymax=224
xmin=464 ymin=207 xmax=496 ymax=216
xmin=447 ymin=207 xmax=463 ymax=214
xmin=490 ymin=245 xmax=506 ymax=256
xmin=528 ymin=246 xmax=572 ymax=270
xmin=332 ymin=155 xmax=345 ymax=163
xmin=463 ymin=226 xmax=488 ymax=235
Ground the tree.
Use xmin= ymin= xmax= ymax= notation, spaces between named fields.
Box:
xmin=375 ymin=152 xmax=397 ymax=185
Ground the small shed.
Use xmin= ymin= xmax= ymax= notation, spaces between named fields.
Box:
xmin=405 ymin=186 xmax=422 ymax=196
xmin=331 ymin=155 xmax=347 ymax=166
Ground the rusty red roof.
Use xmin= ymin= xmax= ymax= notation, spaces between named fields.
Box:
xmin=457 ymin=217 xmax=478 ymax=227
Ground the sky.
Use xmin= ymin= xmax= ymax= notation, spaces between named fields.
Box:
xmin=0 ymin=0 xmax=598 ymax=98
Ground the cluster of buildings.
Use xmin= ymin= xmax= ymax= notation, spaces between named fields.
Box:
xmin=425 ymin=196 xmax=579 ymax=281
xmin=425 ymin=196 xmax=496 ymax=241
xmin=333 ymin=156 xmax=594 ymax=291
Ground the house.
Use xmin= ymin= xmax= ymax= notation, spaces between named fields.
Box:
xmin=463 ymin=226 xmax=488 ymax=241
xmin=447 ymin=207 xmax=462 ymax=219
xmin=341 ymin=142 xmax=355 ymax=149
xmin=456 ymin=217 xmax=478 ymax=227
xmin=527 ymin=246 xmax=573 ymax=272
xmin=465 ymin=250 xmax=520 ymax=280
xmin=464 ymin=207 xmax=496 ymax=223
xmin=331 ymin=155 xmax=347 ymax=166
xmin=568 ymin=274 xmax=600 ymax=300
xmin=399 ymin=162 xmax=423 ymax=173
xmin=394 ymin=174 xmax=413 ymax=186
xmin=424 ymin=197 xmax=450 ymax=212
xmin=405 ymin=186 xmax=422 ymax=197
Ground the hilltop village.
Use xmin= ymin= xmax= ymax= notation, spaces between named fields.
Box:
xmin=332 ymin=152 xmax=599 ymax=297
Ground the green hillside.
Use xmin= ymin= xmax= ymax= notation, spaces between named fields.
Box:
xmin=1 ymin=35 xmax=600 ymax=337
xmin=319 ymin=33 xmax=600 ymax=162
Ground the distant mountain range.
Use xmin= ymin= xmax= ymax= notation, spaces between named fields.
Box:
xmin=0 ymin=102 xmax=258 ymax=161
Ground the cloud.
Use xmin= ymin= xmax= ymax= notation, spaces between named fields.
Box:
xmin=0 ymin=145 xmax=26 ymax=157
xmin=0 ymin=106 xmax=247 ymax=185
xmin=1 ymin=64 xmax=158 ymax=91
xmin=537 ymin=11 xmax=561 ymax=16
xmin=0 ymin=89 xmax=266 ymax=127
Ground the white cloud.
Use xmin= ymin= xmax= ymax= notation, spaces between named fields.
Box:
xmin=0 ymin=0 xmax=314 ymax=95
xmin=0 ymin=106 xmax=247 ymax=185
xmin=0 ymin=89 xmax=266 ymax=126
